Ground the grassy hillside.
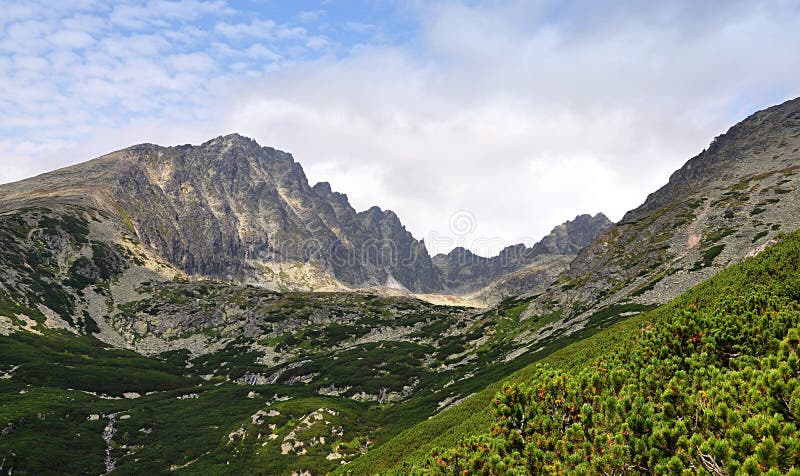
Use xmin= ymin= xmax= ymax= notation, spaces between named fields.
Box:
xmin=0 ymin=294 xmax=643 ymax=475
xmin=2 ymin=208 xmax=799 ymax=474
xmin=0 ymin=328 xmax=393 ymax=475
xmin=386 ymin=230 xmax=800 ymax=474
xmin=338 ymin=300 xmax=650 ymax=474
xmin=1 ymin=205 xmax=664 ymax=474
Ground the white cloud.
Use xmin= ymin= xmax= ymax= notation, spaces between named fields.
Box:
xmin=245 ymin=43 xmax=280 ymax=61
xmin=0 ymin=3 xmax=47 ymax=29
xmin=99 ymin=33 xmax=170 ymax=58
xmin=306 ymin=36 xmax=329 ymax=50
xmin=3 ymin=1 xmax=800 ymax=256
xmin=218 ymin=1 xmax=800 ymax=253
xmin=298 ymin=10 xmax=325 ymax=24
xmin=163 ymin=25 xmax=206 ymax=44
xmin=1 ymin=20 xmax=53 ymax=54
xmin=165 ymin=52 xmax=215 ymax=72
xmin=110 ymin=0 xmax=231 ymax=29
xmin=12 ymin=54 xmax=49 ymax=73
xmin=60 ymin=14 xmax=107 ymax=34
xmin=49 ymin=29 xmax=95 ymax=49
xmin=215 ymin=19 xmax=276 ymax=40
xmin=275 ymin=25 xmax=306 ymax=40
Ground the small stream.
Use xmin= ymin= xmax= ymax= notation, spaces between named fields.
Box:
xmin=102 ymin=413 xmax=120 ymax=474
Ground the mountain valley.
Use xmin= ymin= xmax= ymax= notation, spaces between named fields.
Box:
xmin=2 ymin=97 xmax=800 ymax=475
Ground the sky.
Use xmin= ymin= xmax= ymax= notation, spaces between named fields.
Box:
xmin=1 ymin=0 xmax=799 ymax=256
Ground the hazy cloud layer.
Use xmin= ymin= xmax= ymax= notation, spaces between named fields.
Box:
xmin=2 ymin=0 xmax=800 ymax=255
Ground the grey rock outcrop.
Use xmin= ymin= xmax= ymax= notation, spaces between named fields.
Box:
xmin=531 ymin=214 xmax=614 ymax=255
xmin=433 ymin=214 xmax=612 ymax=294
xmin=1 ymin=134 xmax=603 ymax=295
xmin=0 ymin=135 xmax=447 ymax=292
xmin=523 ymin=96 xmax=800 ymax=329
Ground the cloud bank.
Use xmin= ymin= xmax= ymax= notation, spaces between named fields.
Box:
xmin=2 ymin=0 xmax=800 ymax=255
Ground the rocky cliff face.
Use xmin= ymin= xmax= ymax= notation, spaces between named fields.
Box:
xmin=433 ymin=214 xmax=612 ymax=294
xmin=467 ymin=254 xmax=575 ymax=304
xmin=530 ymin=213 xmax=615 ymax=255
xmin=0 ymin=134 xmax=601 ymax=295
xmin=0 ymin=135 xmax=450 ymax=292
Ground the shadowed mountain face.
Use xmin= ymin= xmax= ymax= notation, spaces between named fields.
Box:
xmin=0 ymin=136 xmax=444 ymax=292
xmin=433 ymin=213 xmax=612 ymax=294
xmin=0 ymin=135 xmax=607 ymax=294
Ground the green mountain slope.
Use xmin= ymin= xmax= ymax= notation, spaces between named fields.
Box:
xmin=1 ymin=99 xmax=799 ymax=475
xmin=386 ymin=230 xmax=800 ymax=474
xmin=4 ymin=216 xmax=797 ymax=475
xmin=0 ymin=201 xmax=633 ymax=475
xmin=337 ymin=306 xmax=646 ymax=475
xmin=0 ymin=287 xmax=631 ymax=475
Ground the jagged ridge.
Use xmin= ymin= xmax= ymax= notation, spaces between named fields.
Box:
xmin=0 ymin=134 xmax=609 ymax=295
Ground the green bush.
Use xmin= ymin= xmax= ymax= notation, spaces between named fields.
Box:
xmin=418 ymin=231 xmax=800 ymax=474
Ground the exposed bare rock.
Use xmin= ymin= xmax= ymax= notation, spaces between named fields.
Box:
xmin=0 ymin=135 xmax=450 ymax=292
xmin=0 ymin=135 xmax=597 ymax=296
xmin=433 ymin=214 xmax=612 ymax=294
xmin=522 ymin=96 xmax=800 ymax=330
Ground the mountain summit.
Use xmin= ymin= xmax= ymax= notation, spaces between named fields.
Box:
xmin=433 ymin=213 xmax=612 ymax=294
xmin=0 ymin=133 xmax=608 ymax=295
xmin=518 ymin=96 xmax=800 ymax=333
xmin=2 ymin=98 xmax=800 ymax=476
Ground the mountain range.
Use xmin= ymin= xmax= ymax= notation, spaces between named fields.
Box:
xmin=1 ymin=97 xmax=799 ymax=475
xmin=0 ymin=133 xmax=611 ymax=299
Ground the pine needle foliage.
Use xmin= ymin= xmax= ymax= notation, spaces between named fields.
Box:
xmin=418 ymin=231 xmax=800 ymax=475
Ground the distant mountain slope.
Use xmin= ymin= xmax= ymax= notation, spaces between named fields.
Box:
xmin=433 ymin=213 xmax=612 ymax=294
xmin=466 ymin=253 xmax=574 ymax=304
xmin=520 ymin=96 xmax=800 ymax=339
xmin=0 ymin=135 xmax=444 ymax=292
xmin=387 ymin=211 xmax=800 ymax=476
xmin=0 ymin=135 xmax=603 ymax=295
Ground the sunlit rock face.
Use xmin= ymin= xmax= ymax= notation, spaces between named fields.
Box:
xmin=1 ymin=133 xmax=608 ymax=294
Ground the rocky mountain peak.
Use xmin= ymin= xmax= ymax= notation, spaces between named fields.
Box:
xmin=433 ymin=213 xmax=612 ymax=294
xmin=497 ymin=244 xmax=528 ymax=257
xmin=0 ymin=133 xmax=607 ymax=296
xmin=358 ymin=206 xmax=404 ymax=228
xmin=526 ymin=96 xmax=800 ymax=331
xmin=312 ymin=181 xmax=333 ymax=194
xmin=532 ymin=213 xmax=613 ymax=255
xmin=623 ymin=97 xmax=800 ymax=223
xmin=445 ymin=247 xmax=475 ymax=259
xmin=215 ymin=132 xmax=257 ymax=143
